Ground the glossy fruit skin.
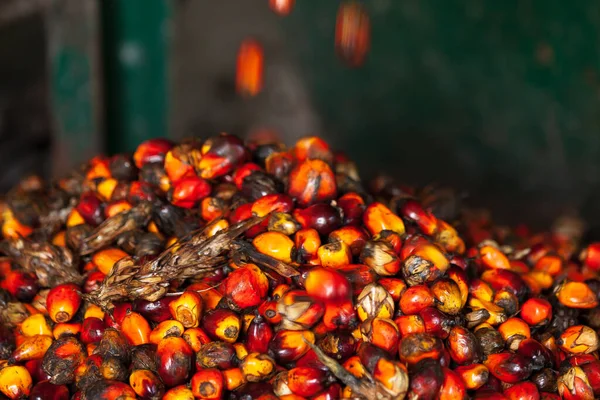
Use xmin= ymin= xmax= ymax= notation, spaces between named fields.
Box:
xmin=46 ymin=283 xmax=81 ymax=323
xmin=484 ymin=352 xmax=533 ymax=383
xmin=0 ymin=365 xmax=32 ymax=399
xmin=29 ymin=381 xmax=70 ymax=400
xmin=157 ymin=336 xmax=193 ymax=387
xmin=129 ymin=369 xmax=165 ymax=400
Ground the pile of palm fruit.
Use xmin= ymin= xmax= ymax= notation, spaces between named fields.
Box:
xmin=0 ymin=134 xmax=598 ymax=400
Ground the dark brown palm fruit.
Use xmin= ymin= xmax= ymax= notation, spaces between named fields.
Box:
xmin=130 ymin=344 xmax=159 ymax=372
xmin=42 ymin=336 xmax=87 ymax=385
xmin=475 ymin=327 xmax=505 ymax=356
xmin=196 ymin=342 xmax=238 ymax=370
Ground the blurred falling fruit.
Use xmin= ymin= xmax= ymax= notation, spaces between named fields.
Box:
xmin=236 ymin=38 xmax=264 ymax=97
xmin=335 ymin=1 xmax=371 ymax=67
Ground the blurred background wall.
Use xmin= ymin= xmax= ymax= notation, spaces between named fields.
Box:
xmin=2 ymin=0 xmax=600 ymax=229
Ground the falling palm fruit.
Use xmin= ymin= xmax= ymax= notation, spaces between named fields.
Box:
xmin=236 ymin=38 xmax=264 ymax=97
xmin=335 ymin=1 xmax=371 ymax=67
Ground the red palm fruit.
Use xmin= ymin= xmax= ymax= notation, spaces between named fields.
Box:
xmin=10 ymin=335 xmax=53 ymax=364
xmin=479 ymin=244 xmax=511 ymax=270
xmin=191 ymin=369 xmax=224 ymax=400
xmin=253 ymin=231 xmax=295 ymax=263
xmin=408 ymin=359 xmax=444 ymax=398
xmin=269 ymin=0 xmax=295 ymax=16
xmin=447 ymin=265 xmax=469 ymax=307
xmin=399 ymin=285 xmax=435 ymax=315
xmin=258 ymin=300 xmax=281 ymax=325
xmin=52 ymin=323 xmax=82 ymax=340
xmin=293 ymin=204 xmax=342 ymax=236
xmin=303 ymin=267 xmax=352 ymax=303
xmin=0 ymin=365 xmax=32 ymax=399
xmin=169 ymin=176 xmax=211 ymax=209
xmin=157 ymin=336 xmax=193 ymax=387
xmin=81 ymin=318 xmax=106 ymax=344
xmin=312 ymin=383 xmax=342 ymax=400
xmin=581 ymin=360 xmax=600 ymax=395
xmin=133 ymin=138 xmax=173 ymax=169
xmin=236 ymin=38 xmax=264 ymax=97
xmin=84 ymin=271 xmax=106 ymax=294
xmin=133 ymin=296 xmax=174 ymax=323
xmin=455 ymin=363 xmax=489 ymax=390
xmin=246 ymin=316 xmax=274 ymax=354
xmin=420 ymin=306 xmax=453 ymax=339
xmin=202 ymin=309 xmax=241 ymax=343
xmin=437 ymin=367 xmax=467 ymax=400
xmin=82 ymin=380 xmax=137 ymax=400
xmin=484 ymin=352 xmax=532 ymax=383
xmin=29 ymin=381 xmax=70 ymax=400
xmin=498 ymin=318 xmax=531 ymax=352
xmin=480 ymin=269 xmax=529 ymax=302
xmin=240 ymin=353 xmax=276 ymax=383
xmin=223 ymin=367 xmax=246 ymax=391
xmin=329 ymin=226 xmax=368 ymax=256
xmin=291 ymin=136 xmax=332 ymax=163
xmin=556 ymin=281 xmax=598 ymax=309
xmin=103 ymin=302 xmax=133 ymax=329
xmin=163 ymin=144 xmax=198 ymax=182
xmin=222 ymin=264 xmax=269 ymax=310
xmin=287 ymin=159 xmax=337 ymax=207
xmin=76 ymin=192 xmax=104 ymax=226
xmin=25 ymin=359 xmax=52 ymax=382
xmin=295 ymin=228 xmax=321 ymax=265
xmin=42 ymin=336 xmax=86 ymax=385
xmin=473 ymin=390 xmax=508 ymax=400
xmin=46 ymin=283 xmax=81 ymax=323
xmin=534 ymin=255 xmax=563 ymax=276
xmin=196 ymin=342 xmax=236 ymax=370
xmin=378 ymin=278 xmax=407 ymax=302
xmin=169 ymin=290 xmax=204 ymax=328
xmin=200 ymin=197 xmax=226 ymax=222
xmin=182 ymin=327 xmax=211 ymax=352
xmin=335 ymin=264 xmax=376 ymax=295
xmin=287 ymin=367 xmax=325 ymax=397
xmin=504 ymin=382 xmax=540 ymax=400
xmin=361 ymin=318 xmax=400 ymax=354
xmin=335 ymin=1 xmax=370 ymax=67
xmin=401 ymin=200 xmax=438 ymax=236
xmin=277 ymin=290 xmax=324 ymax=331
xmin=295 ymin=349 xmax=328 ymax=372
xmin=559 ymin=325 xmax=599 ymax=354
xmin=322 ymin=300 xmax=356 ymax=331
xmin=163 ymin=385 xmax=195 ymax=400
xmin=120 ymin=311 xmax=151 ymax=346
xmin=363 ymin=202 xmax=405 ymax=236
xmin=447 ymin=326 xmax=482 ymax=365
xmin=581 ymin=243 xmax=600 ymax=271
xmin=337 ymin=192 xmax=365 ymax=226
xmin=251 ymin=193 xmax=294 ymax=217
xmin=360 ymin=239 xmax=401 ymax=276
xmin=318 ymin=332 xmax=357 ymax=362
xmin=127 ymin=181 xmax=157 ymax=203
xmin=86 ymin=155 xmax=111 ymax=180
xmin=372 ymin=359 xmax=409 ymax=399
xmin=269 ymin=330 xmax=315 ymax=363
xmin=395 ymin=314 xmax=425 ymax=337
xmin=1 ymin=270 xmax=38 ymax=302
xmin=539 ymin=393 xmax=560 ymax=400
xmin=374 ymin=230 xmax=403 ymax=254
xmin=398 ymin=333 xmax=443 ymax=365
xmin=517 ymin=339 xmax=553 ymax=372
xmin=129 ymin=369 xmax=165 ymax=399
xmin=93 ymin=248 xmax=129 ymax=275
xmin=198 ymin=134 xmax=248 ymax=179
xmin=233 ymin=163 xmax=262 ymax=189
xmin=149 ymin=320 xmax=184 ymax=345
xmin=402 ymin=242 xmax=450 ymax=286
xmin=558 ymin=366 xmax=594 ymax=400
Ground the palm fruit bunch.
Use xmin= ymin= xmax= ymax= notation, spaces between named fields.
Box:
xmin=0 ymin=134 xmax=599 ymax=400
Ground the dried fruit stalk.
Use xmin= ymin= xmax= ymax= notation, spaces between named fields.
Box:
xmin=80 ymin=202 xmax=152 ymax=255
xmin=0 ymin=238 xmax=82 ymax=286
xmin=87 ymin=216 xmax=264 ymax=311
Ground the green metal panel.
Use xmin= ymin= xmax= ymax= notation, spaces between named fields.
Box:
xmin=47 ymin=0 xmax=103 ymax=176
xmin=282 ymin=0 xmax=600 ymax=225
xmin=102 ymin=0 xmax=172 ymax=154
